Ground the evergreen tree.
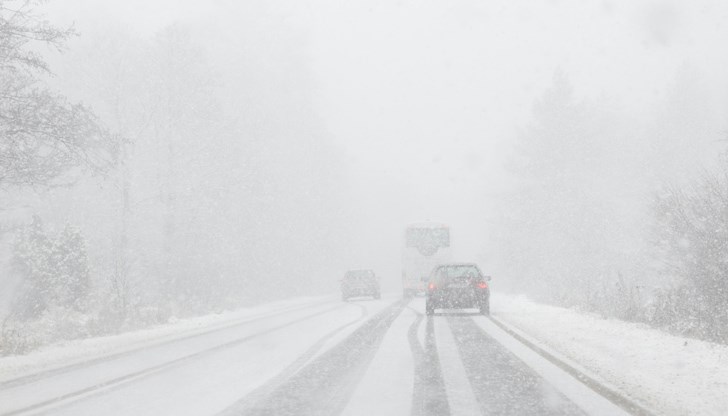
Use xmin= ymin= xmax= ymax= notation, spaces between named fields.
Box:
xmin=11 ymin=217 xmax=91 ymax=317
xmin=12 ymin=215 xmax=53 ymax=318
xmin=500 ymin=71 xmax=616 ymax=304
xmin=51 ymin=224 xmax=91 ymax=311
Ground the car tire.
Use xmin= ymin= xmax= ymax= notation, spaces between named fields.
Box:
xmin=480 ymin=300 xmax=490 ymax=315
xmin=426 ymin=301 xmax=435 ymax=316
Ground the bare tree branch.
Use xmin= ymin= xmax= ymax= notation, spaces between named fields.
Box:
xmin=0 ymin=0 xmax=116 ymax=188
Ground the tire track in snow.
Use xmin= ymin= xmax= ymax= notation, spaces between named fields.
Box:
xmin=227 ymin=300 xmax=405 ymax=416
xmin=216 ymin=302 xmax=369 ymax=415
xmin=447 ymin=315 xmax=585 ymax=416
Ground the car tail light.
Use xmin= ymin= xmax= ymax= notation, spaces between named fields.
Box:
xmin=428 ymin=282 xmax=436 ymax=291
xmin=477 ymin=281 xmax=488 ymax=289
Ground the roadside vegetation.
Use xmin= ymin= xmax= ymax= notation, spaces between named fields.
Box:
xmin=499 ymin=70 xmax=728 ymax=343
xmin=0 ymin=0 xmax=349 ymax=355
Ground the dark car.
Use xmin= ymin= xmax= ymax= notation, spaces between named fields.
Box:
xmin=341 ymin=269 xmax=381 ymax=301
xmin=425 ymin=263 xmax=490 ymax=315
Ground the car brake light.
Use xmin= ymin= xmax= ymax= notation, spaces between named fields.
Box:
xmin=428 ymin=282 xmax=436 ymax=291
xmin=477 ymin=282 xmax=488 ymax=289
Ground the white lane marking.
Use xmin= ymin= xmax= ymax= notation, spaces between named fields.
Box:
xmin=472 ymin=318 xmax=631 ymax=416
xmin=341 ymin=306 xmax=416 ymax=416
xmin=434 ymin=317 xmax=481 ymax=416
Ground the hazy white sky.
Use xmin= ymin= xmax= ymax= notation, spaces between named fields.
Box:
xmin=303 ymin=0 xmax=728 ymax=268
xmin=44 ymin=0 xmax=728 ymax=281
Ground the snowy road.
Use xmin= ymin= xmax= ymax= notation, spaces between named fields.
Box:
xmin=1 ymin=296 xmax=639 ymax=416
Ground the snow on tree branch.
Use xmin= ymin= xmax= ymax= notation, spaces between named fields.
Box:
xmin=0 ymin=0 xmax=117 ymax=188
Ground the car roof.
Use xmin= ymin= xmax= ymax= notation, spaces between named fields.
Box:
xmin=436 ymin=263 xmax=479 ymax=268
xmin=406 ymin=222 xmax=448 ymax=229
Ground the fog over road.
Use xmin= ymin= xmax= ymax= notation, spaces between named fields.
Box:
xmin=1 ymin=296 xmax=637 ymax=416
xmin=3 ymin=2 xmax=728 ymax=416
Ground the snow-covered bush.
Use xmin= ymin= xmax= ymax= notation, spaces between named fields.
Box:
xmin=11 ymin=217 xmax=91 ymax=316
xmin=1 ymin=306 xmax=92 ymax=355
xmin=1 ymin=217 xmax=96 ymax=355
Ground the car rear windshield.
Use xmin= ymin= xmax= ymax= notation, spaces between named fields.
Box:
xmin=345 ymin=270 xmax=374 ymax=279
xmin=434 ymin=265 xmax=481 ymax=280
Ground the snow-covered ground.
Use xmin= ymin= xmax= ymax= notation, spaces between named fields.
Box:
xmin=3 ymin=292 xmax=727 ymax=415
xmin=0 ymin=295 xmax=334 ymax=383
xmin=0 ymin=295 xmax=397 ymax=416
xmin=492 ymin=292 xmax=728 ymax=416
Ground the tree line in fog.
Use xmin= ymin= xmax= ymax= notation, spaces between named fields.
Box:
xmin=1 ymin=0 xmax=350 ymax=354
xmin=2 ymin=0 xmax=728 ymax=354
xmin=498 ymin=70 xmax=728 ymax=343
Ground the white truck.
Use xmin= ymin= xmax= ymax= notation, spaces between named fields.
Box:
xmin=401 ymin=223 xmax=451 ymax=298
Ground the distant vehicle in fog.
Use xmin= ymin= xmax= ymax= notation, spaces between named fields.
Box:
xmin=402 ymin=223 xmax=451 ymax=298
xmin=424 ymin=263 xmax=491 ymax=315
xmin=341 ymin=269 xmax=381 ymax=301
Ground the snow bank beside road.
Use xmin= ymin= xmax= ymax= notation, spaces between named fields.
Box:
xmin=0 ymin=296 xmax=332 ymax=383
xmin=492 ymin=293 xmax=728 ymax=416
